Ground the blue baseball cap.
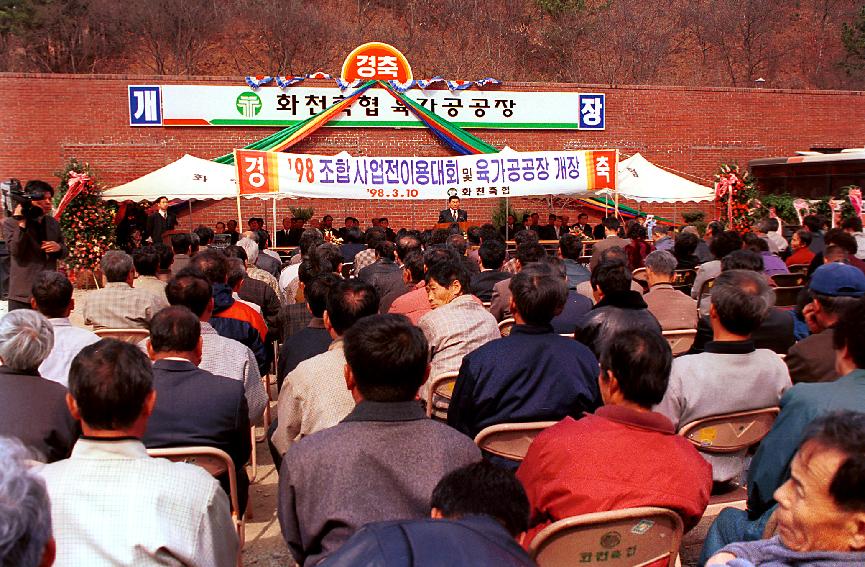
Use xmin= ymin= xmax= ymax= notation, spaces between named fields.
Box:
xmin=809 ymin=263 xmax=865 ymax=297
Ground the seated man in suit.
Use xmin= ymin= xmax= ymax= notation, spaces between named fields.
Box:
xmin=470 ymin=239 xmax=510 ymax=302
xmin=169 ymin=233 xmax=192 ymax=276
xmin=689 ymin=250 xmax=796 ymax=354
xmin=438 ymin=195 xmax=468 ymax=224
xmin=272 ymin=279 xmax=379 ymax=461
xmin=320 ymin=461 xmax=535 ymax=567
xmin=489 ymin=242 xmax=547 ymax=321
xmin=700 ymin=297 xmax=865 ymax=562
xmin=499 ymin=214 xmax=524 ymax=239
xmin=655 ymin=269 xmax=792 ymax=484
xmin=642 ymin=250 xmax=699 ymax=331
xmin=38 ymin=339 xmax=238 ymax=566
xmin=418 ymin=255 xmax=500 ymax=388
xmin=517 ymin=329 xmax=712 ymax=545
xmin=278 ymin=314 xmax=481 ymax=566
xmin=357 ymin=240 xmax=403 ymax=301
xmin=143 ymin=305 xmax=251 ymax=513
xmin=589 ymin=217 xmax=629 ymax=271
xmin=83 ymin=250 xmax=167 ymax=330
xmin=785 ymin=263 xmax=865 ymax=384
xmin=706 ymin=411 xmax=865 ymax=566
xmin=0 ymin=310 xmax=78 ymax=463
xmin=448 ymin=263 xmax=602 ymax=451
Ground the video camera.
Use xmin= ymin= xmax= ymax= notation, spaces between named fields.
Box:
xmin=1 ymin=179 xmax=49 ymax=220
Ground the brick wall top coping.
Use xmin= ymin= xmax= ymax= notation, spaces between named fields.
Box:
xmin=2 ymin=72 xmax=863 ymax=97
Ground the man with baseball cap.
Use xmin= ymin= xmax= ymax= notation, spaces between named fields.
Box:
xmin=785 ymin=262 xmax=865 ymax=384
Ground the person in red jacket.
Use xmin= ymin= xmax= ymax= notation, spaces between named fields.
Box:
xmin=516 ymin=328 xmax=712 ymax=546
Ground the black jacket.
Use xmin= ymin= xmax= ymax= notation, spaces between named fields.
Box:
xmin=146 ymin=211 xmax=177 ymax=244
xmin=438 ymin=209 xmax=468 ymax=223
xmin=3 ymin=215 xmax=67 ymax=303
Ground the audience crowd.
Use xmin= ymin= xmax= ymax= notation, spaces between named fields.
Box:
xmin=3 ymin=207 xmax=865 ymax=567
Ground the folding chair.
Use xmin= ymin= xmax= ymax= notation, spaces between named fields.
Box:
xmin=93 ymin=328 xmax=150 ymax=343
xmin=340 ymin=262 xmax=354 ymax=279
xmin=695 ymin=277 xmax=715 ymax=312
xmin=678 ymin=407 xmax=780 ymax=514
xmin=661 ymin=329 xmax=697 ymax=357
xmin=787 ymin=263 xmax=809 ymax=274
xmin=529 ymin=507 xmax=684 ymax=567
xmin=147 ymin=446 xmax=244 ymax=566
xmin=474 ymin=421 xmax=558 ymax=463
xmin=498 ymin=317 xmax=515 ymax=337
xmin=425 ymin=371 xmax=458 ymax=419
xmin=773 ymin=285 xmax=804 ymax=308
xmin=632 ymin=267 xmax=649 ymax=292
xmin=671 ymin=269 xmax=697 ymax=296
xmin=770 ymin=273 xmax=807 ymax=288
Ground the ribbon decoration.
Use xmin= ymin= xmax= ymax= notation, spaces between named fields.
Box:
xmin=54 ymin=171 xmax=90 ymax=219
xmin=246 ymin=74 xmax=501 ymax=92
xmin=849 ymin=187 xmax=863 ymax=216
xmin=245 ymin=76 xmax=274 ymax=89
xmin=792 ymin=198 xmax=810 ymax=225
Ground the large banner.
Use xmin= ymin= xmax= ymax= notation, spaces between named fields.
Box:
xmin=128 ymin=85 xmax=606 ymax=130
xmin=235 ymin=149 xmax=617 ymax=200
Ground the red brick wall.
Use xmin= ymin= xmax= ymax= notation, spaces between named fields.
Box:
xmin=1 ymin=73 xmax=862 ymax=229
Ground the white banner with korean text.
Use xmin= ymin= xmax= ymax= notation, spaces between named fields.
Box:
xmin=234 ymin=148 xmax=617 ymax=200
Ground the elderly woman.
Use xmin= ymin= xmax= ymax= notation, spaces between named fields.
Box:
xmin=0 ymin=310 xmax=77 ymax=462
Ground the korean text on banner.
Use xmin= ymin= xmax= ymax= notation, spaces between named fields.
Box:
xmin=233 ymin=149 xmax=617 ymax=200
xmin=236 ymin=150 xmax=281 ymax=194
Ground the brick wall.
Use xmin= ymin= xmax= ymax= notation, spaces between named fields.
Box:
xmin=1 ymin=73 xmax=861 ymax=229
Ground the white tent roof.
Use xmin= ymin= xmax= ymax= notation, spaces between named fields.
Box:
xmin=615 ymin=153 xmax=715 ymax=203
xmin=101 ymin=154 xmax=267 ymax=201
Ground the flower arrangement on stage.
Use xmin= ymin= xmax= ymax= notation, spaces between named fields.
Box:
xmin=714 ymin=163 xmax=757 ymax=233
xmin=54 ymin=158 xmax=117 ymax=275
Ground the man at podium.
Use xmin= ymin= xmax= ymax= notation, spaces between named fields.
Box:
xmin=438 ymin=196 xmax=468 ymax=224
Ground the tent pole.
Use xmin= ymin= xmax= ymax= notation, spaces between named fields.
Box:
xmin=272 ymin=197 xmax=277 ymax=242
xmin=505 ymin=196 xmax=510 ymax=242
xmin=188 ymin=200 xmax=193 ymax=231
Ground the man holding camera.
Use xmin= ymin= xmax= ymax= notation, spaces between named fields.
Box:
xmin=2 ymin=180 xmax=66 ymax=311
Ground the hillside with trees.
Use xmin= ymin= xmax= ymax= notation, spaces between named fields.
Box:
xmin=2 ymin=0 xmax=865 ymax=90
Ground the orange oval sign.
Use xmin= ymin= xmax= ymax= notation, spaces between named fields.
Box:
xmin=341 ymin=42 xmax=413 ymax=83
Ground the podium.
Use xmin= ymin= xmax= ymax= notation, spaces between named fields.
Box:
xmin=434 ymin=221 xmax=473 ymax=232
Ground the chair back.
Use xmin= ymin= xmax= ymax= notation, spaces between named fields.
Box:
xmin=147 ymin=446 xmax=245 ymax=558
xmin=695 ymin=277 xmax=715 ymax=307
xmin=529 ymin=507 xmax=683 ymax=567
xmin=498 ymin=317 xmax=515 ymax=337
xmin=678 ymin=407 xmax=780 ymax=454
xmin=661 ymin=329 xmax=697 ymax=356
xmin=773 ymin=285 xmax=804 ymax=308
xmin=632 ymin=268 xmax=649 ymax=292
xmin=425 ymin=372 xmax=458 ymax=417
xmin=340 ymin=262 xmax=354 ymax=279
xmin=474 ymin=421 xmax=558 ymax=462
xmin=787 ymin=263 xmax=809 ymax=274
xmin=771 ymin=273 xmax=807 ymax=287
xmin=93 ymin=328 xmax=150 ymax=343
xmin=671 ymin=269 xmax=696 ymax=295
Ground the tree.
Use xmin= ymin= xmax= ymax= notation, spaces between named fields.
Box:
xmin=842 ymin=5 xmax=865 ymax=77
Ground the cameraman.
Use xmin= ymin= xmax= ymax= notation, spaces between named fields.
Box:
xmin=2 ymin=180 xmax=67 ymax=311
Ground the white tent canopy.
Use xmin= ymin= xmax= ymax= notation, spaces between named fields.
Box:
xmin=101 ymin=154 xmax=247 ymax=201
xmin=613 ymin=153 xmax=715 ymax=203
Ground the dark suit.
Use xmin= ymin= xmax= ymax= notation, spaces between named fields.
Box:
xmin=499 ymin=223 xmax=524 ymax=239
xmin=470 ymin=270 xmax=511 ymax=302
xmin=143 ymin=359 xmax=251 ymax=512
xmin=785 ymin=328 xmax=837 ymax=384
xmin=438 ymin=209 xmax=468 ymax=224
xmin=539 ymin=225 xmax=565 ymax=241
xmin=358 ymin=259 xmax=405 ymax=301
xmin=689 ymin=308 xmax=796 ymax=355
xmin=0 ymin=366 xmax=78 ymax=462
xmin=146 ymin=211 xmax=177 ymax=245
xmin=275 ymin=229 xmax=292 ymax=247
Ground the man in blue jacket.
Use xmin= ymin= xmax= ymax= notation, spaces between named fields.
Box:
xmin=448 ymin=262 xmax=601 ymax=455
